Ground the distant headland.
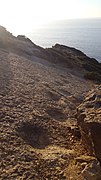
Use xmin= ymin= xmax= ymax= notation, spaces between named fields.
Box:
xmin=0 ymin=26 xmax=101 ymax=179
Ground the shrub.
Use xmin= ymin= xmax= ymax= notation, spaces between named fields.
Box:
xmin=84 ymin=72 xmax=101 ymax=82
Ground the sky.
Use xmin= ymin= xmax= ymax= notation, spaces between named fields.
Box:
xmin=0 ymin=0 xmax=101 ymax=35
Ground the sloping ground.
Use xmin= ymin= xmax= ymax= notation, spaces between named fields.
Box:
xmin=45 ymin=44 xmax=101 ymax=82
xmin=0 ymin=26 xmax=101 ymax=179
xmin=0 ymin=49 xmax=91 ymax=179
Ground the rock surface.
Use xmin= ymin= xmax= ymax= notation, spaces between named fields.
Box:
xmin=81 ymin=159 xmax=101 ymax=180
xmin=77 ymin=85 xmax=101 ymax=161
xmin=0 ymin=26 xmax=101 ymax=179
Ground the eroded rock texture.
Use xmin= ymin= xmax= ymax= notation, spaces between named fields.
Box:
xmin=77 ymin=85 xmax=101 ymax=161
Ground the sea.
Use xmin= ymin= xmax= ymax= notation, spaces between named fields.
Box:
xmin=27 ymin=18 xmax=101 ymax=62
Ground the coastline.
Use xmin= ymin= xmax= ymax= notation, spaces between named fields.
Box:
xmin=0 ymin=26 xmax=101 ymax=179
xmin=25 ymin=18 xmax=101 ymax=62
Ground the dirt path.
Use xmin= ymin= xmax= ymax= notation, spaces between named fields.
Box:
xmin=0 ymin=49 xmax=94 ymax=179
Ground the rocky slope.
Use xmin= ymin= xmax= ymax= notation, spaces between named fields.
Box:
xmin=0 ymin=26 xmax=101 ymax=179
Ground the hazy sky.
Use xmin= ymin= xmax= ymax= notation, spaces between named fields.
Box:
xmin=0 ymin=0 xmax=101 ymax=34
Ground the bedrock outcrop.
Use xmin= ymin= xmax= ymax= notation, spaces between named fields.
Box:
xmin=76 ymin=85 xmax=101 ymax=161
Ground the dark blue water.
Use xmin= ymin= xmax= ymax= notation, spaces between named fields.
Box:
xmin=27 ymin=19 xmax=101 ymax=62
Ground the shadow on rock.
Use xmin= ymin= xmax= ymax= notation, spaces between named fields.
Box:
xmin=88 ymin=122 xmax=101 ymax=162
xmin=16 ymin=122 xmax=51 ymax=149
xmin=47 ymin=107 xmax=67 ymax=121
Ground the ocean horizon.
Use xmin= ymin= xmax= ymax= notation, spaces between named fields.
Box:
xmin=26 ymin=18 xmax=101 ymax=62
